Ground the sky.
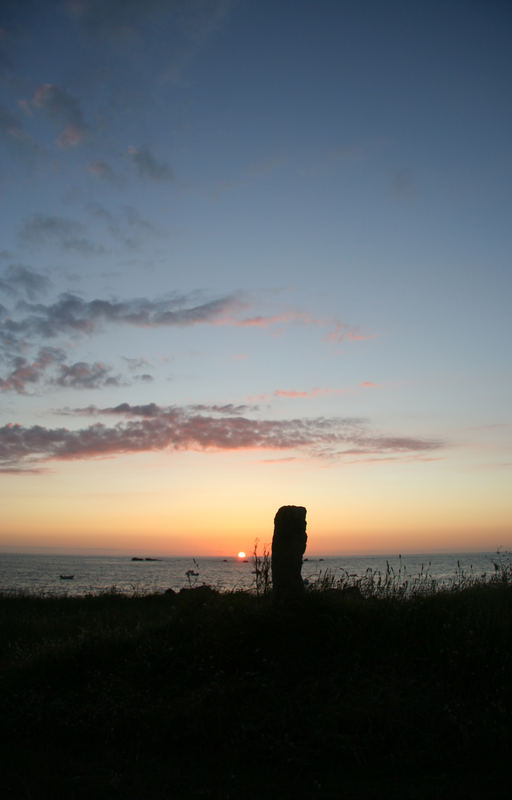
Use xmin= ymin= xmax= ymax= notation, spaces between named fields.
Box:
xmin=0 ymin=0 xmax=511 ymax=557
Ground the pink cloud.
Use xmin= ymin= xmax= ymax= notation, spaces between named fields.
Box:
xmin=274 ymin=389 xmax=309 ymax=398
xmin=213 ymin=310 xmax=314 ymax=330
xmin=57 ymin=123 xmax=85 ymax=148
xmin=325 ymin=322 xmax=375 ymax=344
xmin=239 ymin=311 xmax=313 ymax=327
xmin=0 ymin=403 xmax=445 ymax=472
xmin=274 ymin=387 xmax=351 ymax=399
xmin=260 ymin=457 xmax=299 ymax=464
xmin=361 ymin=381 xmax=377 ymax=388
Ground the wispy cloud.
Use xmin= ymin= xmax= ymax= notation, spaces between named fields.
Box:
xmin=85 ymin=202 xmax=161 ymax=249
xmin=0 ymin=290 xmax=246 ymax=371
xmin=227 ymin=311 xmax=313 ymax=329
xmin=0 ymin=264 xmax=51 ymax=299
xmin=32 ymin=83 xmax=88 ymax=148
xmin=4 ymin=292 xmax=243 ymax=344
xmin=10 ymin=292 xmax=242 ymax=343
xmin=88 ymin=159 xmax=124 ymax=187
xmin=0 ymin=402 xmax=445 ymax=471
xmin=128 ymin=145 xmax=174 ymax=180
xmin=18 ymin=214 xmax=106 ymax=255
xmin=65 ymin=0 xmax=234 ymax=82
xmin=259 ymin=382 xmax=378 ymax=401
xmin=325 ymin=322 xmax=375 ymax=344
xmin=0 ymin=104 xmax=41 ymax=155
xmin=216 ymin=308 xmax=374 ymax=346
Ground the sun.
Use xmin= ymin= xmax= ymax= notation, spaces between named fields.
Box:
xmin=237 ymin=551 xmax=246 ymax=559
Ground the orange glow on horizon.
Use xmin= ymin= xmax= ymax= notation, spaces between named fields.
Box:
xmin=1 ymin=448 xmax=510 ymax=557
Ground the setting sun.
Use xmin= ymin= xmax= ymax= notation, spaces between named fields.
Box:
xmin=237 ymin=551 xmax=246 ymax=559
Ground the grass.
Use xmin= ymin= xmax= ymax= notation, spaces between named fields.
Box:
xmin=1 ymin=562 xmax=511 ymax=798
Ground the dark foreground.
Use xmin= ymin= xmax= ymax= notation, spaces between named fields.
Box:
xmin=1 ymin=582 xmax=511 ymax=799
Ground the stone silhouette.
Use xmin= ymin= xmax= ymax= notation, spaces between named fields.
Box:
xmin=271 ymin=505 xmax=307 ymax=601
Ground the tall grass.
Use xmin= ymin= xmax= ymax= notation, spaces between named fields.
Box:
xmin=0 ymin=551 xmax=511 ymax=798
xmin=305 ymin=550 xmax=512 ymax=599
xmin=251 ymin=539 xmax=272 ymax=596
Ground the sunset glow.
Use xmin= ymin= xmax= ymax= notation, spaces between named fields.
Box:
xmin=0 ymin=3 xmax=510 ymax=557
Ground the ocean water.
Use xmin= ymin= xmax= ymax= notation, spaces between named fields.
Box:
xmin=0 ymin=551 xmax=502 ymax=597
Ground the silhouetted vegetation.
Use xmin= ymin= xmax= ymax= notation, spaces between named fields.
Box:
xmin=1 ymin=561 xmax=511 ymax=798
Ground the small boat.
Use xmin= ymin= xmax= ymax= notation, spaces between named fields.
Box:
xmin=60 ymin=574 xmax=74 ymax=580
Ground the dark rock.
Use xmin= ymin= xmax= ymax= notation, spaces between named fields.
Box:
xmin=271 ymin=505 xmax=307 ymax=602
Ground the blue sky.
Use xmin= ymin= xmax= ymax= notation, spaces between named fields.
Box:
xmin=1 ymin=0 xmax=511 ymax=554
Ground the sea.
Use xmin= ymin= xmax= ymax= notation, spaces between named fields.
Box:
xmin=0 ymin=551 xmax=505 ymax=597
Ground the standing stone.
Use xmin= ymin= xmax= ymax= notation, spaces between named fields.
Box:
xmin=271 ymin=505 xmax=307 ymax=602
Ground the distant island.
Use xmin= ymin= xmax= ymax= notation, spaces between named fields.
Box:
xmin=131 ymin=557 xmax=161 ymax=561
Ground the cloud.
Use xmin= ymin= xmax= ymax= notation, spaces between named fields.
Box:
xmin=0 ymin=103 xmax=41 ymax=155
xmin=65 ymin=0 xmax=233 ymax=78
xmin=19 ymin=214 xmax=83 ymax=243
xmin=0 ymin=346 xmax=123 ymax=394
xmin=88 ymin=159 xmax=124 ymax=187
xmin=3 ymin=291 xmax=244 ymax=346
xmin=0 ymin=104 xmax=21 ymax=136
xmin=232 ymin=311 xmax=313 ymax=328
xmin=18 ymin=214 xmax=106 ymax=255
xmin=123 ymin=205 xmax=160 ymax=234
xmin=0 ymin=264 xmax=51 ymax=299
xmin=212 ymin=310 xmax=315 ymax=331
xmin=32 ymin=83 xmax=88 ymax=148
xmin=245 ymin=155 xmax=284 ymax=178
xmin=0 ymin=402 xmax=445 ymax=471
xmin=55 ymin=361 xmax=122 ymax=389
xmin=215 ymin=308 xmax=374 ymax=347
xmin=262 ymin=382 xmax=379 ymax=402
xmin=128 ymin=145 xmax=174 ymax=180
xmin=65 ymin=0 xmax=168 ymax=37
xmin=272 ymin=386 xmax=359 ymax=400
xmin=187 ymin=403 xmax=255 ymax=416
xmin=0 ymin=357 xmax=43 ymax=394
xmin=85 ymin=203 xmax=161 ymax=249
xmin=121 ymin=356 xmax=153 ymax=382
xmin=122 ymin=356 xmax=151 ymax=372
xmin=0 ymin=347 xmax=65 ymax=394
xmin=65 ymin=0 xmax=233 ymax=40
xmin=325 ymin=322 xmax=375 ymax=344
xmin=274 ymin=389 xmax=310 ymax=398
